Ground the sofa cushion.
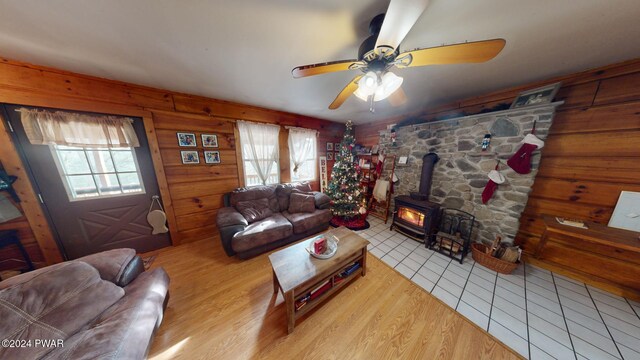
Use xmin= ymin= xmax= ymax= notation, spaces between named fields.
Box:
xmin=288 ymin=192 xmax=316 ymax=213
xmin=276 ymin=182 xmax=312 ymax=211
xmin=313 ymin=192 xmax=331 ymax=209
xmin=232 ymin=213 xmax=293 ymax=253
xmin=0 ymin=262 xmax=124 ymax=360
xmin=236 ymin=198 xmax=274 ymax=223
xmin=230 ymin=185 xmax=279 ymax=213
xmin=283 ymin=209 xmax=333 ymax=234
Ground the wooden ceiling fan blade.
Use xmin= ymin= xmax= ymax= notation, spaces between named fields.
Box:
xmin=396 ymin=39 xmax=506 ymax=68
xmin=292 ymin=59 xmax=364 ymax=79
xmin=388 ymin=87 xmax=407 ymax=107
xmin=375 ymin=0 xmax=430 ymax=52
xmin=329 ymin=75 xmax=362 ymax=110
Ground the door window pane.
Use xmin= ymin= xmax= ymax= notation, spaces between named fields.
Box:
xmin=86 ymin=150 xmax=116 ymax=173
xmin=94 ymin=174 xmax=122 ymax=195
xmin=51 ymin=145 xmax=145 ymax=201
xmin=118 ymin=172 xmax=143 ymax=193
xmin=112 ymin=150 xmax=136 ymax=172
xmin=59 ymin=151 xmax=91 ymax=175
xmin=67 ymin=175 xmax=98 ymax=198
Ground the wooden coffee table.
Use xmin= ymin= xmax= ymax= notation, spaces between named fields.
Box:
xmin=268 ymin=226 xmax=369 ymax=333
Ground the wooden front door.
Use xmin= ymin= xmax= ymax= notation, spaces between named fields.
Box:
xmin=2 ymin=104 xmax=171 ymax=259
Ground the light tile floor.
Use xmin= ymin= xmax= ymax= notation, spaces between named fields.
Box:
xmin=358 ymin=217 xmax=640 ymax=360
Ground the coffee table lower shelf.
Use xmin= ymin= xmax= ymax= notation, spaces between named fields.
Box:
xmin=294 ymin=266 xmax=363 ymax=319
xmin=273 ymin=250 xmax=366 ymax=334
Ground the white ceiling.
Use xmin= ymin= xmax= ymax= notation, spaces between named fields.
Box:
xmin=1 ymin=0 xmax=639 ymax=124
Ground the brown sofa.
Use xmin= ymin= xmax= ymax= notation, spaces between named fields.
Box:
xmin=216 ymin=182 xmax=332 ymax=259
xmin=0 ymin=248 xmax=169 ymax=360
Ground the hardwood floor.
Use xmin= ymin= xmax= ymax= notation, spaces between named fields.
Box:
xmin=147 ymin=237 xmax=521 ymax=359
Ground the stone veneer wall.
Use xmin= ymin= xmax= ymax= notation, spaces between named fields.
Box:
xmin=378 ymin=105 xmax=558 ymax=244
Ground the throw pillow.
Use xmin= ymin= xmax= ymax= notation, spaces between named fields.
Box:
xmin=288 ymin=192 xmax=316 ymax=213
xmin=236 ymin=198 xmax=273 ymax=223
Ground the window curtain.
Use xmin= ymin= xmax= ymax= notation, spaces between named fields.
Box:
xmin=18 ymin=108 xmax=140 ymax=148
xmin=237 ymin=120 xmax=280 ymax=185
xmin=288 ymin=127 xmax=317 ymax=173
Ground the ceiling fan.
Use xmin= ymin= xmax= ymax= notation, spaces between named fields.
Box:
xmin=291 ymin=0 xmax=506 ymax=112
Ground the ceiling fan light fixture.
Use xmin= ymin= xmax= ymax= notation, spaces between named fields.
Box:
xmin=354 ymin=87 xmax=369 ymax=101
xmin=374 ymin=71 xmax=403 ymax=101
xmin=357 ymin=71 xmax=379 ymax=96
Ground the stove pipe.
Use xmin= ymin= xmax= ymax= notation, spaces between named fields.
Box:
xmin=410 ymin=152 xmax=439 ymax=201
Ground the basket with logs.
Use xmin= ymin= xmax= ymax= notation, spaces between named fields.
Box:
xmin=471 ymin=236 xmax=521 ymax=274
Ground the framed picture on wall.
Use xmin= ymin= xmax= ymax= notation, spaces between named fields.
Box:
xmin=334 ymin=143 xmax=340 ymax=151
xmin=180 ymin=150 xmax=200 ymax=164
xmin=510 ymin=82 xmax=561 ymax=109
xmin=177 ymin=132 xmax=197 ymax=147
xmin=201 ymin=134 xmax=218 ymax=148
xmin=204 ymin=150 xmax=221 ymax=164
xmin=326 ymin=142 xmax=334 ymax=151
xmin=327 ymin=152 xmax=334 ymax=161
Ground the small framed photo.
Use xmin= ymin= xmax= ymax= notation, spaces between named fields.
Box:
xmin=398 ymin=156 xmax=408 ymax=165
xmin=180 ymin=150 xmax=200 ymax=164
xmin=511 ymin=82 xmax=562 ymax=109
xmin=201 ymin=134 xmax=218 ymax=148
xmin=334 ymin=143 xmax=340 ymax=151
xmin=177 ymin=132 xmax=197 ymax=147
xmin=334 ymin=151 xmax=339 ymax=159
xmin=326 ymin=142 xmax=334 ymax=151
xmin=327 ymin=152 xmax=334 ymax=161
xmin=204 ymin=150 xmax=221 ymax=164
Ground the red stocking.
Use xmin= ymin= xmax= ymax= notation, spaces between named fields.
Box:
xmin=482 ymin=167 xmax=505 ymax=204
xmin=507 ymin=133 xmax=545 ymax=175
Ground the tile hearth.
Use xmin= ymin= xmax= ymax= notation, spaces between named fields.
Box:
xmin=358 ymin=217 xmax=640 ymax=360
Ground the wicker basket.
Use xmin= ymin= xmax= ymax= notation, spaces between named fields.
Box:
xmin=471 ymin=243 xmax=519 ymax=274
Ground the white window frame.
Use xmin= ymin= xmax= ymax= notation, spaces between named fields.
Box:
xmin=50 ymin=145 xmax=145 ymax=201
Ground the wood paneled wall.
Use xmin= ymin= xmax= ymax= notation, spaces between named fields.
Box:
xmin=0 ymin=57 xmax=343 ymax=268
xmin=355 ymin=58 xmax=640 ymax=296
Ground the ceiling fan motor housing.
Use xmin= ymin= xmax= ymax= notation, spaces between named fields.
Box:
xmin=358 ymin=13 xmax=399 ymax=67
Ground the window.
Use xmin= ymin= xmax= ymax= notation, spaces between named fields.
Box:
xmin=51 ymin=145 xmax=145 ymax=200
xmin=288 ymin=127 xmax=317 ymax=182
xmin=237 ymin=120 xmax=280 ymax=186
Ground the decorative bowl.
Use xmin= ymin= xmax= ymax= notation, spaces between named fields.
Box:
xmin=306 ymin=235 xmax=339 ymax=259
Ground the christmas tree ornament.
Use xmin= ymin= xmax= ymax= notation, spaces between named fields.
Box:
xmin=482 ymin=163 xmax=505 ymax=204
xmin=507 ymin=122 xmax=545 ymax=174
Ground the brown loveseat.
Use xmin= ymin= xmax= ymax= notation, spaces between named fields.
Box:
xmin=0 ymin=248 xmax=169 ymax=360
xmin=216 ymin=182 xmax=332 ymax=259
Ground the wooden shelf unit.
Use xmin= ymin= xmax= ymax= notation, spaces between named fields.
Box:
xmin=356 ymin=153 xmax=378 ymax=202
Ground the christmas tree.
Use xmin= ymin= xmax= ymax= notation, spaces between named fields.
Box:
xmin=326 ymin=121 xmax=367 ymax=228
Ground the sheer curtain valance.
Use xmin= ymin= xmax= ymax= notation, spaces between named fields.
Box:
xmin=237 ymin=120 xmax=280 ymax=185
xmin=18 ymin=108 xmax=140 ymax=148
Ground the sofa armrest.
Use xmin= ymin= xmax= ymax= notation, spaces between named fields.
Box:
xmin=75 ymin=248 xmax=138 ymax=285
xmin=216 ymin=207 xmax=248 ymax=256
xmin=312 ymin=191 xmax=331 ymax=210
xmin=217 ymin=206 xmax=249 ymax=227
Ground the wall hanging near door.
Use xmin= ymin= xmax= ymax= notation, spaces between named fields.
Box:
xmin=147 ymin=195 xmax=169 ymax=234
xmin=0 ymin=169 xmax=19 ymax=202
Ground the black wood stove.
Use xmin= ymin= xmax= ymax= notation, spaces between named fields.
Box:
xmin=390 ymin=153 xmax=441 ymax=242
